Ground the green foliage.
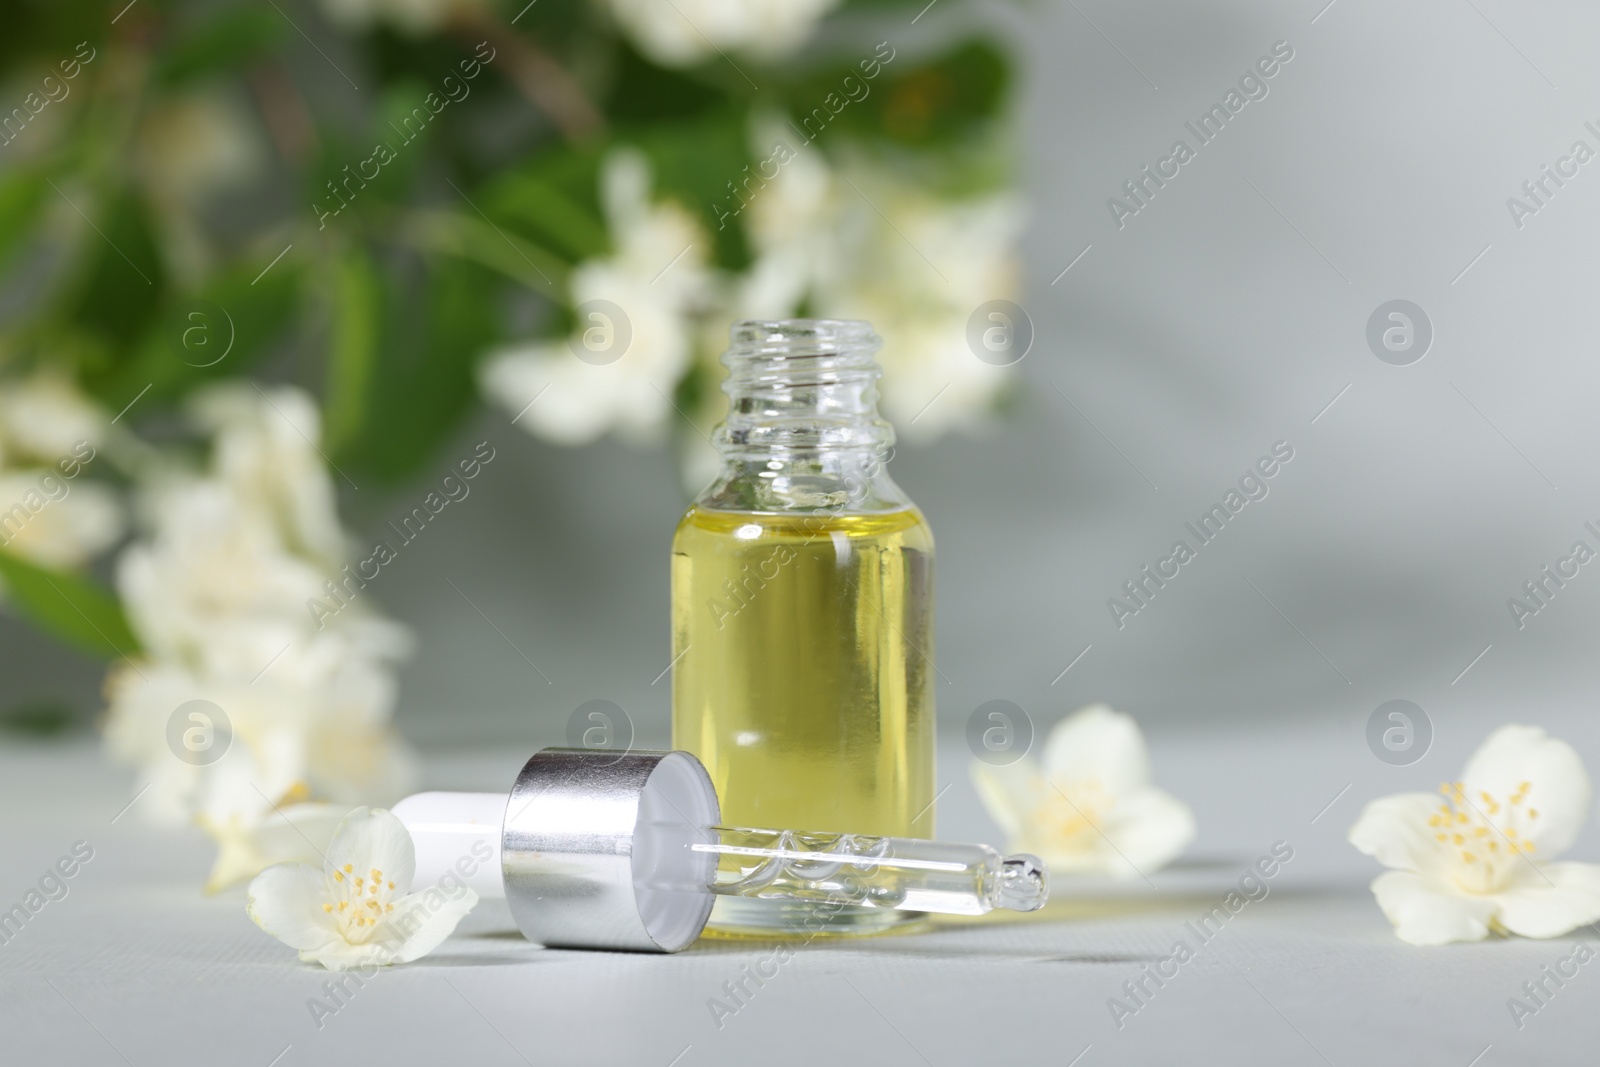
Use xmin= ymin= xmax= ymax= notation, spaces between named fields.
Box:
xmin=0 ymin=0 xmax=1015 ymax=664
xmin=88 ymin=259 xmax=302 ymax=408
xmin=785 ymin=40 xmax=1010 ymax=149
xmin=604 ymin=42 xmax=731 ymax=124
xmin=52 ymin=187 xmax=165 ymax=363
xmin=2 ymin=1 xmax=1011 ymax=465
xmin=0 ymin=699 xmax=78 ymax=737
xmin=323 ymin=246 xmax=383 ymax=458
xmin=632 ymin=109 xmax=755 ymax=270
xmin=152 ymin=8 xmax=286 ymax=87
xmin=0 ymin=550 xmax=140 ymax=662
xmin=328 ymin=253 xmax=501 ymax=484
xmin=0 ymin=168 xmax=48 ymax=271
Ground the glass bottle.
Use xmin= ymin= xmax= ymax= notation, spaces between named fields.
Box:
xmin=671 ymin=319 xmax=935 ymax=937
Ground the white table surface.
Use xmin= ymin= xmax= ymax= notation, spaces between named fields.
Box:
xmin=3 ymin=707 xmax=1597 ymax=1067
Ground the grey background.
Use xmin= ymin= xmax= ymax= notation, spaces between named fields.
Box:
xmin=6 ymin=0 xmax=1600 ymax=761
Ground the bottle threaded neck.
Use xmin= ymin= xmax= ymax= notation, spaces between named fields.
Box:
xmin=715 ymin=319 xmax=893 ymax=456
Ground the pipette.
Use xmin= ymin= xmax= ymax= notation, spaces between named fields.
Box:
xmin=393 ymin=747 xmax=1047 ymax=952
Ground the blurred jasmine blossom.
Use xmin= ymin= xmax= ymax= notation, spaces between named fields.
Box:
xmin=104 ymin=385 xmax=414 ymax=872
xmin=480 ymin=148 xmax=714 ymax=445
xmin=600 ymin=0 xmax=842 ymax=67
xmin=0 ymin=375 xmax=121 ymax=573
xmin=972 ymin=705 xmax=1197 ymax=879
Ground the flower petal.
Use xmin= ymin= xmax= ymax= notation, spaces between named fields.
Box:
xmin=1101 ymin=787 xmax=1196 ymax=876
xmin=969 ymin=758 xmax=1040 ymax=843
xmin=296 ymin=887 xmax=480 ymax=971
xmin=1369 ymin=870 xmax=1497 ymax=946
xmin=203 ymin=803 xmax=353 ymax=894
xmin=383 ymin=886 xmax=481 ymax=964
xmin=246 ymin=863 xmax=340 ymax=952
xmin=1492 ymin=862 xmax=1600 ymax=940
xmin=1462 ymin=724 xmax=1591 ymax=858
xmin=1041 ymin=705 xmax=1151 ymax=795
xmin=300 ymin=941 xmax=393 ymax=972
xmin=1348 ymin=793 xmax=1445 ymax=874
xmin=325 ymin=807 xmax=415 ymax=891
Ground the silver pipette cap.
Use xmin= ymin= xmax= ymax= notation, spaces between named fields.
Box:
xmin=499 ymin=747 xmax=721 ymax=953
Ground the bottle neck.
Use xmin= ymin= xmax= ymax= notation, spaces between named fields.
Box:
xmin=699 ymin=319 xmax=908 ymax=513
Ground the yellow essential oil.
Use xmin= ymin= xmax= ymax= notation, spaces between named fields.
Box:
xmin=671 ymin=319 xmax=936 ymax=937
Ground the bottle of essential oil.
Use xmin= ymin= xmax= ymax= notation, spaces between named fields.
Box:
xmin=671 ymin=319 xmax=935 ymax=937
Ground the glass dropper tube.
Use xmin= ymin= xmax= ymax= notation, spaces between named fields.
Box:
xmin=685 ymin=825 xmax=1046 ymax=917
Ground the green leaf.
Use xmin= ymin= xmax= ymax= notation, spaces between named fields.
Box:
xmin=323 ymin=247 xmax=382 ymax=457
xmin=628 ymin=110 xmax=754 ymax=270
xmin=331 ymin=254 xmax=500 ymax=485
xmin=152 ymin=8 xmax=286 ymax=87
xmin=483 ymin=171 xmax=609 ymax=262
xmin=0 ymin=550 xmax=140 ymax=661
xmin=784 ymin=40 xmax=1010 ymax=149
xmin=0 ymin=699 xmax=78 ymax=736
xmin=604 ymin=42 xmax=731 ymax=124
xmin=0 ymin=168 xmax=48 ymax=270
xmin=53 ymin=186 xmax=165 ymax=364
xmin=87 ymin=256 xmax=301 ymax=411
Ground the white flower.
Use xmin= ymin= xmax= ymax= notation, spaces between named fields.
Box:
xmin=319 ymin=0 xmax=479 ymax=34
xmin=0 ymin=470 xmax=122 ymax=569
xmin=0 ymin=376 xmax=122 ymax=572
xmin=104 ymin=659 xmax=415 ymax=828
xmin=190 ymin=384 xmax=349 ymax=570
xmin=247 ymin=808 xmax=478 ymax=970
xmin=116 ymin=479 xmax=328 ymax=665
xmin=481 ymin=149 xmax=711 ymax=445
xmin=971 ymin=704 xmax=1195 ymax=878
xmin=103 ymin=383 xmax=414 ymax=836
xmin=1349 ymin=724 xmax=1600 ymax=946
xmin=201 ymin=802 xmax=352 ymax=894
xmin=599 ymin=0 xmax=840 ymax=67
xmin=0 ymin=374 xmax=109 ymax=461
xmin=818 ymin=172 xmax=1023 ymax=440
xmin=733 ymin=135 xmax=1025 ymax=440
